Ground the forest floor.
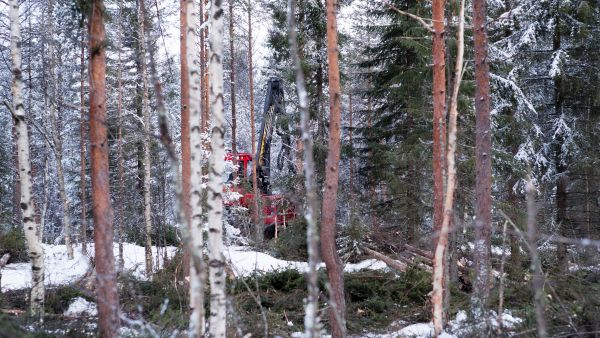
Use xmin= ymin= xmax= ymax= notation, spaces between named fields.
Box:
xmin=1 ymin=242 xmax=576 ymax=337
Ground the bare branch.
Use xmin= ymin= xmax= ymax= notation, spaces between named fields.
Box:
xmin=378 ymin=0 xmax=434 ymax=33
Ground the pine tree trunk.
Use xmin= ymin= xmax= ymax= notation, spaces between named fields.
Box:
xmin=10 ymin=0 xmax=45 ymax=319
xmin=47 ymin=0 xmax=74 ymax=260
xmin=207 ymin=0 xmax=227 ymax=335
xmin=187 ymin=0 xmax=206 ymax=335
xmin=472 ymin=0 xmax=492 ymax=319
xmin=321 ymin=1 xmax=346 ymax=336
xmin=138 ymin=0 xmax=154 ymax=277
xmin=289 ymin=1 xmax=321 ymax=336
xmin=89 ymin=1 xmax=120 ymax=335
xmin=432 ymin=0 xmax=464 ymax=334
xmin=432 ymin=0 xmax=446 ymax=249
xmin=181 ymin=0 xmax=193 ymax=278
xmin=79 ymin=25 xmax=88 ymax=256
xmin=116 ymin=0 xmax=126 ymax=270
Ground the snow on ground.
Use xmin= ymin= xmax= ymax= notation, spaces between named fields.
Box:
xmin=1 ymin=243 xmax=177 ymax=292
xmin=225 ymin=246 xmax=389 ymax=277
xmin=2 ymin=244 xmax=387 ymax=291
xmin=362 ymin=310 xmax=523 ymax=338
xmin=64 ymin=297 xmax=98 ymax=317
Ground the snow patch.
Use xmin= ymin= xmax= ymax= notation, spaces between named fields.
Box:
xmin=64 ymin=297 xmax=98 ymax=317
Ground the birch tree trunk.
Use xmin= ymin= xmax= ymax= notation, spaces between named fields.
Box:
xmin=187 ymin=0 xmax=206 ymax=335
xmin=288 ymin=1 xmax=321 ymax=336
xmin=89 ymin=0 xmax=120 ymax=335
xmin=432 ymin=0 xmax=446 ymax=249
xmin=10 ymin=0 xmax=45 ymax=319
xmin=321 ymin=1 xmax=346 ymax=336
xmin=181 ymin=0 xmax=193 ymax=277
xmin=472 ymin=0 xmax=492 ymax=319
xmin=432 ymin=0 xmax=464 ymax=334
xmin=138 ymin=0 xmax=154 ymax=277
xmin=207 ymin=0 xmax=227 ymax=335
xmin=116 ymin=0 xmax=126 ymax=270
xmin=47 ymin=0 xmax=74 ymax=260
xmin=80 ymin=25 xmax=88 ymax=256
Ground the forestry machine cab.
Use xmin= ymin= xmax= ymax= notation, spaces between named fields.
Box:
xmin=225 ymin=78 xmax=295 ymax=237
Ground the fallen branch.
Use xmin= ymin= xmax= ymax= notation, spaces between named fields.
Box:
xmin=361 ymin=246 xmax=407 ymax=272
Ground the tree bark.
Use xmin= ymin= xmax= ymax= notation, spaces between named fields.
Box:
xmin=138 ymin=0 xmax=154 ymax=277
xmin=432 ymin=0 xmax=446 ymax=249
xmin=181 ymin=0 xmax=193 ymax=278
xmin=80 ymin=24 xmax=88 ymax=256
xmin=89 ymin=1 xmax=120 ymax=335
xmin=116 ymin=0 xmax=126 ymax=270
xmin=248 ymin=1 xmax=261 ymax=238
xmin=187 ymin=0 xmax=206 ymax=335
xmin=207 ymin=0 xmax=227 ymax=336
xmin=472 ymin=0 xmax=492 ymax=319
xmin=321 ymin=1 xmax=346 ymax=336
xmin=288 ymin=1 xmax=321 ymax=335
xmin=432 ymin=0 xmax=464 ymax=334
xmin=10 ymin=0 xmax=45 ymax=319
xmin=47 ymin=0 xmax=74 ymax=260
xmin=527 ymin=177 xmax=548 ymax=338
xmin=229 ymin=0 xmax=237 ymax=165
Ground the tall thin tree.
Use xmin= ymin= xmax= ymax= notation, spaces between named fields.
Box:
xmin=89 ymin=0 xmax=120 ymax=335
xmin=79 ymin=23 xmax=88 ymax=256
xmin=229 ymin=0 xmax=238 ymax=163
xmin=247 ymin=0 xmax=261 ymax=236
xmin=321 ymin=0 xmax=346 ymax=336
xmin=181 ymin=0 xmax=193 ymax=277
xmin=207 ymin=0 xmax=227 ymax=336
xmin=289 ymin=1 xmax=321 ymax=336
xmin=187 ymin=0 xmax=206 ymax=335
xmin=10 ymin=0 xmax=45 ymax=319
xmin=432 ymin=0 xmax=446 ymax=249
xmin=138 ymin=0 xmax=154 ymax=276
xmin=432 ymin=0 xmax=464 ymax=334
xmin=116 ymin=0 xmax=126 ymax=270
xmin=472 ymin=0 xmax=492 ymax=319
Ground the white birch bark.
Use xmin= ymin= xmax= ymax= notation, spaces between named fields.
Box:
xmin=288 ymin=0 xmax=320 ymax=336
xmin=432 ymin=0 xmax=464 ymax=335
xmin=187 ymin=0 xmax=206 ymax=335
xmin=138 ymin=0 xmax=154 ymax=276
xmin=10 ymin=0 xmax=45 ymax=318
xmin=207 ymin=0 xmax=227 ymax=336
xmin=47 ymin=0 xmax=74 ymax=260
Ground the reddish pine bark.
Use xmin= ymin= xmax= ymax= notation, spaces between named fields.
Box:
xmin=181 ymin=0 xmax=192 ymax=277
xmin=89 ymin=1 xmax=120 ymax=335
xmin=432 ymin=0 xmax=446 ymax=248
xmin=473 ymin=0 xmax=492 ymax=317
xmin=321 ymin=1 xmax=346 ymax=336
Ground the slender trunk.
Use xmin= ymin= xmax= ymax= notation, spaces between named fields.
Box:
xmin=47 ymin=0 xmax=74 ymax=259
xmin=248 ymin=2 xmax=261 ymax=237
xmin=203 ymin=0 xmax=210 ymax=130
xmin=432 ymin=0 xmax=446 ymax=249
xmin=321 ymin=1 xmax=346 ymax=336
xmin=181 ymin=0 xmax=193 ymax=277
xmin=553 ymin=12 xmax=568 ymax=271
xmin=10 ymin=0 xmax=45 ymax=319
xmin=187 ymin=0 xmax=206 ymax=335
xmin=116 ymin=0 xmax=126 ymax=270
xmin=12 ymin=120 xmax=21 ymax=229
xmin=527 ymin=177 xmax=548 ymax=338
xmin=80 ymin=25 xmax=88 ymax=256
xmin=348 ymin=91 xmax=354 ymax=208
xmin=207 ymin=0 xmax=227 ymax=336
xmin=289 ymin=1 xmax=321 ymax=336
xmin=472 ymin=0 xmax=492 ymax=319
xmin=89 ymin=1 xmax=120 ymax=335
xmin=138 ymin=0 xmax=154 ymax=277
xmin=229 ymin=0 xmax=238 ymax=165
xmin=199 ymin=0 xmax=206 ymax=129
xmin=432 ymin=0 xmax=464 ymax=334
